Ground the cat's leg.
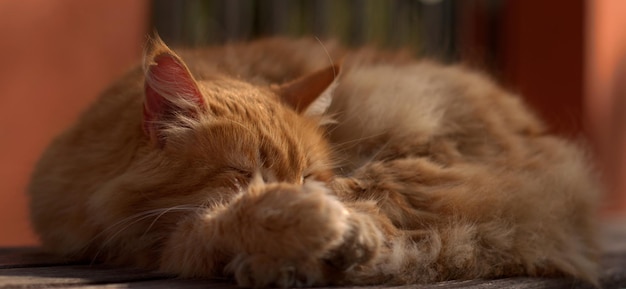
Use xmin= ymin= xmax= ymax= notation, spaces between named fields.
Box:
xmin=221 ymin=179 xmax=385 ymax=287
xmin=159 ymin=177 xmax=387 ymax=288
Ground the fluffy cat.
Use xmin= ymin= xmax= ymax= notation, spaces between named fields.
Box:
xmin=28 ymin=37 xmax=600 ymax=288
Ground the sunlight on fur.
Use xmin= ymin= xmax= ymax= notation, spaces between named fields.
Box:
xmin=28 ymin=36 xmax=600 ymax=288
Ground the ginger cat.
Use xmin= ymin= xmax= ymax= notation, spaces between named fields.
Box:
xmin=28 ymin=37 xmax=599 ymax=288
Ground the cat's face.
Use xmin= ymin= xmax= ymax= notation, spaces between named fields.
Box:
xmin=142 ymin=37 xmax=338 ymax=191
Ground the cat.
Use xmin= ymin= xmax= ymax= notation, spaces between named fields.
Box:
xmin=28 ymin=36 xmax=600 ymax=288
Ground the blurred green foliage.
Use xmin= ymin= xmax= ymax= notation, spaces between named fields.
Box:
xmin=152 ymin=0 xmax=459 ymax=60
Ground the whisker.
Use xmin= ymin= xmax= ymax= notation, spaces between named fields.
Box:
xmin=88 ymin=205 xmax=203 ymax=264
xmin=332 ymin=131 xmax=388 ymax=149
xmin=325 ymin=84 xmax=369 ymax=136
xmin=314 ymin=36 xmax=336 ymax=76
xmin=367 ymin=138 xmax=393 ymax=162
xmin=140 ymin=206 xmax=203 ymax=238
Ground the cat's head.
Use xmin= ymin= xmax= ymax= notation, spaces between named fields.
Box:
xmin=140 ymin=37 xmax=338 ymax=189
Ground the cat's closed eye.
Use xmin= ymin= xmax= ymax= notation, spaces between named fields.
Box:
xmin=226 ymin=166 xmax=254 ymax=180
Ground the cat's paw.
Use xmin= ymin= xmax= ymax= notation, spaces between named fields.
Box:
xmin=233 ymin=180 xmax=350 ymax=256
xmin=223 ymin=181 xmax=380 ymax=287
xmin=228 ymin=214 xmax=381 ymax=288
xmin=323 ymin=214 xmax=380 ymax=271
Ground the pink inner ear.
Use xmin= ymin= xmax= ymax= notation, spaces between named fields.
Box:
xmin=142 ymin=81 xmax=174 ymax=140
xmin=143 ymin=53 xmax=205 ymax=142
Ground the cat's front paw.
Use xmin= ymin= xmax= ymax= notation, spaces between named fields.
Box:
xmin=223 ymin=181 xmax=380 ymax=287
xmin=323 ymin=213 xmax=381 ymax=272
xmin=228 ymin=214 xmax=382 ymax=288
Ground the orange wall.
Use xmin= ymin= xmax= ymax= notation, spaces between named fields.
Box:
xmin=0 ymin=0 xmax=148 ymax=245
xmin=586 ymin=1 xmax=626 ymax=213
xmin=500 ymin=0 xmax=585 ymax=137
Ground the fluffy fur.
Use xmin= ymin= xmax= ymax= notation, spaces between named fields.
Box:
xmin=29 ymin=37 xmax=600 ymax=288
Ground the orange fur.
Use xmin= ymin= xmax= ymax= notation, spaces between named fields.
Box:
xmin=29 ymin=37 xmax=600 ymax=288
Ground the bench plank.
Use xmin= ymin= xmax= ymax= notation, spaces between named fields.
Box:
xmin=0 ymin=217 xmax=624 ymax=288
xmin=63 ymin=279 xmax=239 ymax=289
xmin=0 ymin=265 xmax=170 ymax=288
xmin=0 ymin=251 xmax=624 ymax=288
xmin=0 ymin=247 xmax=77 ymax=269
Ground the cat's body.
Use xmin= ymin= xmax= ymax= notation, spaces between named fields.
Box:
xmin=29 ymin=37 xmax=599 ymax=287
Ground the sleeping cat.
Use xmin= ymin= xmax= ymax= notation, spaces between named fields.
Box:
xmin=28 ymin=36 xmax=599 ymax=288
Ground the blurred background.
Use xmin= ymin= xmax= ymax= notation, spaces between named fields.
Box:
xmin=0 ymin=0 xmax=624 ymax=246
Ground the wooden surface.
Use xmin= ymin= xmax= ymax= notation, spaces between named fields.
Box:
xmin=1 ymin=219 xmax=625 ymax=289
xmin=0 ymin=250 xmax=624 ymax=288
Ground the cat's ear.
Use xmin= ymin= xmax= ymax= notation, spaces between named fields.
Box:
xmin=274 ymin=64 xmax=340 ymax=116
xmin=142 ymin=36 xmax=205 ymax=144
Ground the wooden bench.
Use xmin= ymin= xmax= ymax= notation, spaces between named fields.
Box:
xmin=2 ymin=218 xmax=625 ymax=289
